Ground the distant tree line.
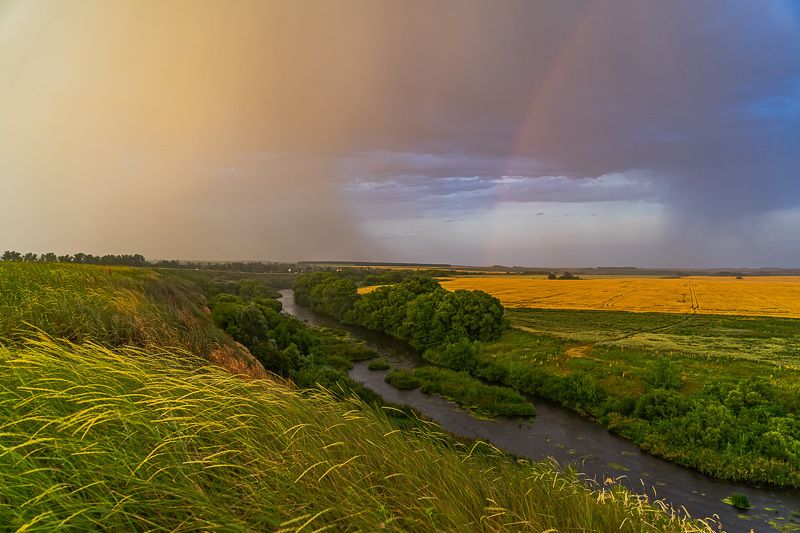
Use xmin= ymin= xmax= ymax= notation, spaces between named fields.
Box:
xmin=2 ymin=251 xmax=146 ymax=266
xmin=0 ymin=250 xmax=306 ymax=272
xmin=1 ymin=250 xmax=459 ymax=279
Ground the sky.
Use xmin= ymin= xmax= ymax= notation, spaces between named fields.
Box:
xmin=1 ymin=0 xmax=799 ymax=268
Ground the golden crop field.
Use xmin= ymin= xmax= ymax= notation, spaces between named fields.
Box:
xmin=432 ymin=276 xmax=800 ymax=318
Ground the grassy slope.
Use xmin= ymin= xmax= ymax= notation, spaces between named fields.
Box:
xmin=0 ymin=262 xmax=228 ymax=353
xmin=0 ymin=263 xmax=711 ymax=531
xmin=0 ymin=339 xmax=710 ymax=531
xmin=0 ymin=262 xmax=267 ymax=378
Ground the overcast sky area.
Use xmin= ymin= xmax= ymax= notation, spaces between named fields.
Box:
xmin=1 ymin=1 xmax=799 ymax=267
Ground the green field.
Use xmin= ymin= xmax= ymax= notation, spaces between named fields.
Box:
xmin=0 ymin=263 xmax=710 ymax=531
xmin=477 ymin=308 xmax=800 ymax=486
xmin=496 ymin=308 xmax=800 ymax=396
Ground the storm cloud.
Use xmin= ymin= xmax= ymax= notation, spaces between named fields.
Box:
xmin=1 ymin=0 xmax=798 ymax=266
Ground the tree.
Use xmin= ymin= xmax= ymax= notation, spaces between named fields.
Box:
xmin=40 ymin=253 xmax=58 ymax=263
xmin=547 ymin=273 xmax=557 ymax=280
xmin=2 ymin=250 xmax=21 ymax=261
xmin=23 ymin=252 xmax=38 ymax=262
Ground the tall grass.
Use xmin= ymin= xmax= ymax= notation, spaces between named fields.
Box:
xmin=0 ymin=262 xmax=230 ymax=355
xmin=0 ymin=338 xmax=714 ymax=532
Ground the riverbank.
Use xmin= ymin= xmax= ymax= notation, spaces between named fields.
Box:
xmin=281 ymin=289 xmax=800 ymax=533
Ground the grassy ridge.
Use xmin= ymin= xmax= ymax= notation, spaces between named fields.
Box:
xmin=0 ymin=262 xmax=228 ymax=353
xmin=0 ymin=338 xmax=711 ymax=531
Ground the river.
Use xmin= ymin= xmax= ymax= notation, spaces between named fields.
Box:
xmin=280 ymin=289 xmax=799 ymax=532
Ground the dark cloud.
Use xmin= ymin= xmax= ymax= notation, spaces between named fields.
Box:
xmin=344 ymin=167 xmax=660 ymax=217
xmin=0 ymin=0 xmax=798 ymax=265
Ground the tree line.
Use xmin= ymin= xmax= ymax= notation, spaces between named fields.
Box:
xmin=293 ymin=273 xmax=505 ymax=370
xmin=1 ymin=250 xmax=304 ymax=272
xmin=2 ymin=251 xmax=147 ymax=266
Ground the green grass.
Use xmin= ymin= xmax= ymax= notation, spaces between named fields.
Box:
xmin=385 ymin=367 xmax=536 ymax=418
xmin=0 ymin=338 xmax=712 ymax=531
xmin=0 ymin=263 xmax=717 ymax=530
xmin=0 ymin=262 xmax=230 ymax=355
xmin=476 ymin=308 xmax=800 ymax=486
xmin=722 ymin=493 xmax=751 ymax=511
xmin=495 ymin=308 xmax=800 ymax=400
xmin=385 ymin=368 xmax=422 ymax=389
xmin=368 ymin=358 xmax=391 ymax=370
xmin=508 ymin=308 xmax=800 ymax=368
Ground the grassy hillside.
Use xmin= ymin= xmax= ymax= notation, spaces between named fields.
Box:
xmin=0 ymin=262 xmax=266 ymax=378
xmin=0 ymin=262 xmax=226 ymax=351
xmin=0 ymin=339 xmax=711 ymax=531
xmin=0 ymin=263 xmax=712 ymax=531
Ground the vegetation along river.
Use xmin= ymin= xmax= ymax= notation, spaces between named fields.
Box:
xmin=280 ymin=290 xmax=799 ymax=532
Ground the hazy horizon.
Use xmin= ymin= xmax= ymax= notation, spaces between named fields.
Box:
xmin=2 ymin=1 xmax=799 ymax=268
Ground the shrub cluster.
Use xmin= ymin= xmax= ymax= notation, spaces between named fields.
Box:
xmin=207 ymin=278 xmax=380 ymax=404
xmin=294 ymin=273 xmax=504 ymax=354
xmin=491 ymin=356 xmax=800 ymax=486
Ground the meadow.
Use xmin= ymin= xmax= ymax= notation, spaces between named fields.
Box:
xmin=476 ymin=308 xmax=800 ymax=485
xmin=0 ymin=262 xmax=712 ymax=531
xmin=438 ymin=275 xmax=800 ymax=318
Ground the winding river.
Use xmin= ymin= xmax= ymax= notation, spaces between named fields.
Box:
xmin=280 ymin=290 xmax=799 ymax=533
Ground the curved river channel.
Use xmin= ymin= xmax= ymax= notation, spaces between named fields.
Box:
xmin=280 ymin=290 xmax=799 ymax=532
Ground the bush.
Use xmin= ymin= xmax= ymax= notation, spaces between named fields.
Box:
xmin=474 ymin=361 xmax=508 ymax=383
xmin=385 ymin=369 xmax=421 ymax=390
xmin=368 ymin=359 xmax=390 ymax=371
xmin=642 ymin=357 xmax=683 ymax=390
xmin=723 ymin=493 xmax=750 ymax=510
xmin=634 ymin=389 xmax=688 ymax=420
xmin=412 ymin=367 xmax=536 ymax=417
xmin=422 ymin=339 xmax=479 ymax=372
xmin=562 ymin=372 xmax=607 ymax=410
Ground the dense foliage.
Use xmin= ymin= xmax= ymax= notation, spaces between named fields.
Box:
xmin=2 ymin=249 xmax=147 ymax=266
xmin=294 ymin=273 xmax=504 ymax=358
xmin=477 ymin=323 xmax=800 ymax=487
xmin=206 ymin=278 xmax=385 ymax=405
xmin=385 ymin=367 xmax=536 ymax=417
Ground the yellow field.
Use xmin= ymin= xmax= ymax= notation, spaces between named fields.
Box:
xmin=430 ymin=276 xmax=800 ymax=318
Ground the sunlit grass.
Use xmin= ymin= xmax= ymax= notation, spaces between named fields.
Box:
xmin=0 ymin=262 xmax=229 ymax=355
xmin=0 ymin=337 xmax=714 ymax=531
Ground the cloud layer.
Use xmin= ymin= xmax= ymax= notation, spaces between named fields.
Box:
xmin=1 ymin=0 xmax=798 ymax=266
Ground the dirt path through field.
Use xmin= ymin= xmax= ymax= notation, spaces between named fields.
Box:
xmin=602 ymin=314 xmax=696 ymax=344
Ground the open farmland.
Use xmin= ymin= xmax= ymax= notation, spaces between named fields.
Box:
xmin=438 ymin=276 xmax=800 ymax=318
